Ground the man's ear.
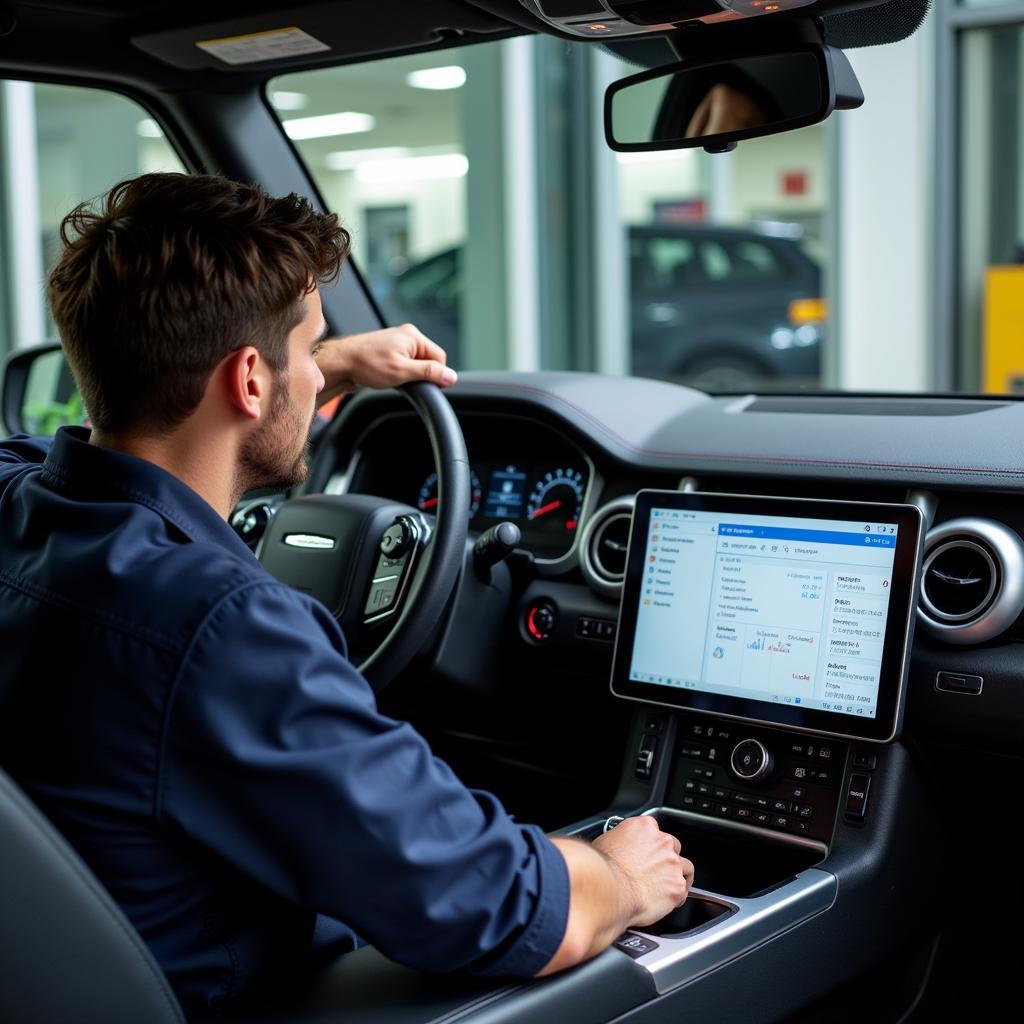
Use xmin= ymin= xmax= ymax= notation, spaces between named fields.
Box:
xmin=223 ymin=347 xmax=266 ymax=421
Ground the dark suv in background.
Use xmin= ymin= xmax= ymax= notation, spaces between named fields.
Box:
xmin=379 ymin=223 xmax=825 ymax=390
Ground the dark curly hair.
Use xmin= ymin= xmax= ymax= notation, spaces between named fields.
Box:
xmin=47 ymin=172 xmax=350 ymax=434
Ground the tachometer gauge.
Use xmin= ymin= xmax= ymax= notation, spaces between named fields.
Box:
xmin=526 ymin=468 xmax=585 ymax=533
xmin=417 ymin=470 xmax=482 ymax=518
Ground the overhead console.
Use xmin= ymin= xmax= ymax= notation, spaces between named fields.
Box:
xmin=519 ymin=0 xmax=820 ymax=39
xmin=515 ymin=0 xmax=893 ymax=39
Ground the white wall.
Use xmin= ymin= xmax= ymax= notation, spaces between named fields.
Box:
xmin=731 ymin=124 xmax=827 ymax=223
xmin=319 ymin=170 xmax=466 ymax=267
xmin=617 ymin=150 xmax=703 ymax=223
xmin=837 ymin=27 xmax=933 ymax=390
xmin=616 ymin=124 xmax=827 ymax=229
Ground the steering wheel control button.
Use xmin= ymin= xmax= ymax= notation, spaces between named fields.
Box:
xmin=365 ymin=583 xmax=398 ymax=616
xmin=380 ymin=520 xmax=414 ymax=558
xmin=525 ymin=602 xmax=557 ymax=641
xmin=615 ymin=933 xmax=660 ymax=960
xmin=730 ymin=739 xmax=773 ymax=782
xmin=844 ymin=774 xmax=871 ymax=823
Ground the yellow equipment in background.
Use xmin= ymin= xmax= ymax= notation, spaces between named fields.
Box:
xmin=983 ymin=265 xmax=1024 ymax=393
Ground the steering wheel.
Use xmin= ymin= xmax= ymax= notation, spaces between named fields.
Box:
xmin=257 ymin=382 xmax=469 ymax=690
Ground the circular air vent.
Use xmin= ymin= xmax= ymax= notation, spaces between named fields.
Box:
xmin=917 ymin=518 xmax=1024 ymax=644
xmin=580 ymin=496 xmax=634 ymax=599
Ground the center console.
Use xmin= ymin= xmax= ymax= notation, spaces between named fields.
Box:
xmin=264 ymin=490 xmax=943 ymax=1024
xmin=564 ymin=490 xmax=929 ymax=997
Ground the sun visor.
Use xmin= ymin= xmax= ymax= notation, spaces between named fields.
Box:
xmin=131 ymin=1 xmax=513 ymax=72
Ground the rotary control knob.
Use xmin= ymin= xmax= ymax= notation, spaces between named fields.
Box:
xmin=380 ymin=518 xmax=416 ymax=558
xmin=730 ymin=738 xmax=773 ymax=782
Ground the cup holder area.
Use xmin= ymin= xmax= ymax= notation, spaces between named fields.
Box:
xmin=643 ymin=894 xmax=735 ymax=937
xmin=580 ymin=808 xmax=826 ymax=902
xmin=656 ymin=811 xmax=825 ymax=899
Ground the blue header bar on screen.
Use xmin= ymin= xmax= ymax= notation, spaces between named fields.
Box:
xmin=717 ymin=524 xmax=896 ymax=548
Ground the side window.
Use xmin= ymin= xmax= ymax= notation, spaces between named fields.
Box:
xmin=698 ymin=241 xmax=732 ymax=283
xmin=633 ymin=236 xmax=698 ymax=292
xmin=697 ymin=238 xmax=787 ymax=286
xmin=0 ymin=81 xmax=185 ymax=432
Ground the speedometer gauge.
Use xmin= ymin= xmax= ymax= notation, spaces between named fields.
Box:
xmin=526 ymin=468 xmax=585 ymax=533
xmin=417 ymin=470 xmax=482 ymax=518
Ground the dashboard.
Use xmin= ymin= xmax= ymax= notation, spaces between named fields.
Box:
xmin=321 ymin=372 xmax=1024 ymax=764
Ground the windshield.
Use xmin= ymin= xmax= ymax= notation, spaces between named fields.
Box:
xmin=268 ymin=14 xmax=1006 ymax=395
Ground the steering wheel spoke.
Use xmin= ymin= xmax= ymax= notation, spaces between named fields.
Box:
xmin=257 ymin=382 xmax=469 ymax=690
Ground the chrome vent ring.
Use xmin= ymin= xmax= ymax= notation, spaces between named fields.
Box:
xmin=580 ymin=495 xmax=635 ymax=599
xmin=917 ymin=517 xmax=1024 ymax=644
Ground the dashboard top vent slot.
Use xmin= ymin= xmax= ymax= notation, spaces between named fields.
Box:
xmin=743 ymin=398 xmax=1010 ymax=417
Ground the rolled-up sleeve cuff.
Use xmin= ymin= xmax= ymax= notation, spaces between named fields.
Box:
xmin=474 ymin=827 xmax=571 ymax=979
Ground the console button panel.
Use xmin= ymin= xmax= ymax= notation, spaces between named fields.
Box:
xmin=665 ymin=715 xmax=848 ymax=844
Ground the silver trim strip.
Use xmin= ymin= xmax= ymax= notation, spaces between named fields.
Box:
xmin=626 ymin=869 xmax=837 ymax=994
xmin=283 ymin=533 xmax=336 ymax=551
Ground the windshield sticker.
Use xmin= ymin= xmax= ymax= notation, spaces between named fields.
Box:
xmin=196 ymin=27 xmax=330 ymax=66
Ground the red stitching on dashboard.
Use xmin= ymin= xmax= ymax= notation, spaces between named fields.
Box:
xmin=467 ymin=380 xmax=1024 ymax=477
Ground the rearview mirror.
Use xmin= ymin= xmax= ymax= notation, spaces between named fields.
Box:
xmin=2 ymin=343 xmax=85 ymax=437
xmin=605 ymin=45 xmax=863 ymax=154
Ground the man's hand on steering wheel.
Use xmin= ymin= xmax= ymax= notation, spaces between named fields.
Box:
xmin=316 ymin=324 xmax=458 ymax=407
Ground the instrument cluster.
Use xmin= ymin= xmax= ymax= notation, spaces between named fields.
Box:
xmin=346 ymin=414 xmax=592 ymax=561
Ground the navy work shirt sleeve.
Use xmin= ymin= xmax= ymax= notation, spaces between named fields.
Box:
xmin=158 ymin=579 xmax=570 ymax=978
xmin=0 ymin=435 xmax=54 ymax=476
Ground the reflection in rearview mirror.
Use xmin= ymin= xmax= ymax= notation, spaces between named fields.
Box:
xmin=606 ymin=47 xmax=863 ymax=154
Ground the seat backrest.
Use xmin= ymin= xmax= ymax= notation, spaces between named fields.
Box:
xmin=0 ymin=767 xmax=185 ymax=1024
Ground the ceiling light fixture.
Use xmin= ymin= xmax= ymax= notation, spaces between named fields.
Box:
xmin=282 ymin=111 xmax=376 ymax=140
xmin=136 ymin=118 xmax=164 ymax=138
xmin=406 ymin=66 xmax=467 ymax=91
xmin=355 ymin=153 xmax=468 ymax=183
xmin=270 ymin=90 xmax=309 ymax=111
xmin=325 ymin=147 xmax=413 ymax=171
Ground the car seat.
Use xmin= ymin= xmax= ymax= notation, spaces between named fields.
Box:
xmin=0 ymin=766 xmax=185 ymax=1024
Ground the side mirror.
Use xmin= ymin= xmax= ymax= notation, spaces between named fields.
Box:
xmin=605 ymin=44 xmax=863 ymax=154
xmin=2 ymin=343 xmax=85 ymax=437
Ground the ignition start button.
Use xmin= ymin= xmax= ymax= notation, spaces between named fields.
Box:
xmin=526 ymin=602 xmax=557 ymax=641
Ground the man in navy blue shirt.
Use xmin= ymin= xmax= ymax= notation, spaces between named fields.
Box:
xmin=0 ymin=173 xmax=693 ymax=1016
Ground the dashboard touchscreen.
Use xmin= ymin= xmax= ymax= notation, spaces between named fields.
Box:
xmin=610 ymin=491 xmax=924 ymax=742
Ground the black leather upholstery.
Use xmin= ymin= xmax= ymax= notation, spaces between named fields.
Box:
xmin=0 ymin=767 xmax=185 ymax=1024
